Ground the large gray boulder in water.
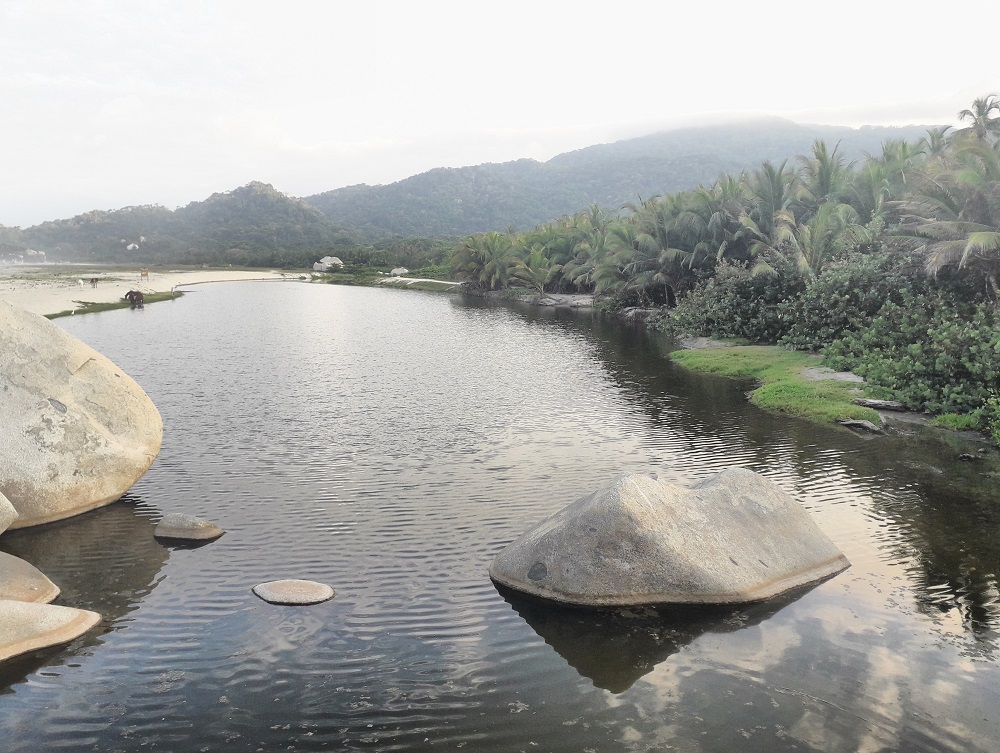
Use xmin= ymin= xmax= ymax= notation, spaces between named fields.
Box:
xmin=489 ymin=468 xmax=850 ymax=606
xmin=0 ymin=300 xmax=163 ymax=528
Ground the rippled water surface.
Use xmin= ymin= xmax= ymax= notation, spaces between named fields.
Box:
xmin=3 ymin=281 xmax=1000 ymax=752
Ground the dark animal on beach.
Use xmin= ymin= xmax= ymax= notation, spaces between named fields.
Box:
xmin=89 ymin=278 xmax=98 ymax=288
xmin=124 ymin=290 xmax=144 ymax=308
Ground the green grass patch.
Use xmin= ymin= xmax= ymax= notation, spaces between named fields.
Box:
xmin=670 ymin=345 xmax=881 ymax=425
xmin=46 ymin=291 xmax=183 ymax=319
xmin=929 ymin=412 xmax=983 ymax=431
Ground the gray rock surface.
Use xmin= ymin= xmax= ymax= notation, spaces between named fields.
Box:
xmin=839 ymin=419 xmax=884 ymax=434
xmin=852 ymin=398 xmax=906 ymax=411
xmin=154 ymin=513 xmax=225 ymax=541
xmin=489 ymin=468 xmax=850 ymax=606
xmin=252 ymin=580 xmax=336 ymax=605
xmin=0 ymin=552 xmax=60 ymax=603
xmin=0 ymin=490 xmax=16 ymax=534
xmin=0 ymin=600 xmax=101 ymax=662
xmin=0 ymin=300 xmax=163 ymax=528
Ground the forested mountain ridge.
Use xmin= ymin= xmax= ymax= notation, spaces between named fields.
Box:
xmin=0 ymin=118 xmax=936 ymax=264
xmin=302 ymin=118 xmax=934 ymax=236
xmin=3 ymin=181 xmax=361 ymax=267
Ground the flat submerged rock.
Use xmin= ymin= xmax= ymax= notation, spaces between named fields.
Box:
xmin=252 ymin=580 xmax=336 ymax=605
xmin=489 ymin=468 xmax=850 ymax=607
xmin=154 ymin=513 xmax=225 ymax=541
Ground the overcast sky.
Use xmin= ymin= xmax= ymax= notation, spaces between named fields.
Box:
xmin=1 ymin=0 xmax=995 ymax=227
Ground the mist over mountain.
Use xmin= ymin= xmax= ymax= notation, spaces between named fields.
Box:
xmin=1 ymin=117 xmax=937 ymax=264
xmin=302 ymin=118 xmax=935 ymax=236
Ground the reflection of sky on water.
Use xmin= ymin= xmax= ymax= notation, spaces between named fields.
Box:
xmin=0 ymin=282 xmax=996 ymax=751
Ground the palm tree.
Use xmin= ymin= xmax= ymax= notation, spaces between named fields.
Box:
xmin=562 ymin=205 xmax=614 ymax=291
xmin=783 ymin=203 xmax=862 ymax=276
xmin=895 ymin=139 xmax=1000 ymax=298
xmin=452 ymin=231 xmax=516 ymax=291
xmin=513 ymin=243 xmax=562 ymax=297
xmin=736 ymin=161 xmax=800 ymax=276
xmin=797 ymin=140 xmax=852 ymax=217
xmin=956 ymin=94 xmax=1000 ymax=143
xmin=919 ymin=126 xmax=953 ymax=159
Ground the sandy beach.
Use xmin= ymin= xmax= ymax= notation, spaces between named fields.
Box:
xmin=0 ymin=266 xmax=292 ymax=317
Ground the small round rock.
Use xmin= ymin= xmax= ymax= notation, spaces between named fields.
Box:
xmin=252 ymin=580 xmax=336 ymax=605
xmin=154 ymin=513 xmax=225 ymax=541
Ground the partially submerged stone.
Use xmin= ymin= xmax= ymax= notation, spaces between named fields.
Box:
xmin=489 ymin=468 xmax=850 ymax=607
xmin=154 ymin=513 xmax=225 ymax=542
xmin=252 ymin=580 xmax=335 ymax=605
xmin=839 ymin=418 xmax=884 ymax=434
xmin=0 ymin=552 xmax=60 ymax=603
xmin=0 ymin=600 xmax=101 ymax=662
xmin=0 ymin=300 xmax=163 ymax=528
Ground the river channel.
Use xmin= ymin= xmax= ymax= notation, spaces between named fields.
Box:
xmin=2 ymin=280 xmax=999 ymax=752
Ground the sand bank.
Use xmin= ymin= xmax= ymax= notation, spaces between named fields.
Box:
xmin=0 ymin=266 xmax=291 ymax=317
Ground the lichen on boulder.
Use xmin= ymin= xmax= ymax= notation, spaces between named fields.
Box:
xmin=489 ymin=468 xmax=850 ymax=607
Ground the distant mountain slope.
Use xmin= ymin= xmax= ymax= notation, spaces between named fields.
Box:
xmin=16 ymin=181 xmax=358 ymax=265
xmin=303 ymin=118 xmax=935 ymax=236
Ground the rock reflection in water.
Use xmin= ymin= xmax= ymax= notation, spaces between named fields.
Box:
xmin=496 ymin=582 xmax=816 ymax=693
xmin=0 ymin=497 xmax=168 ymax=688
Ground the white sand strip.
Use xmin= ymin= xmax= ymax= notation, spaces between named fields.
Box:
xmin=0 ymin=268 xmax=290 ymax=317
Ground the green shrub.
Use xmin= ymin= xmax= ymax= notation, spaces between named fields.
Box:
xmin=984 ymin=392 xmax=1000 ymax=446
xmin=657 ymin=262 xmax=803 ymax=344
xmin=824 ymin=292 xmax=1000 ymax=413
xmin=779 ymin=253 xmax=924 ymax=352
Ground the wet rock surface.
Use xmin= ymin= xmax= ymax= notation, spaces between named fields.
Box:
xmin=154 ymin=513 xmax=225 ymax=541
xmin=252 ymin=580 xmax=336 ymax=605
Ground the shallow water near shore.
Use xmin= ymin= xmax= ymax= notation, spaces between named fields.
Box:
xmin=2 ymin=280 xmax=999 ymax=752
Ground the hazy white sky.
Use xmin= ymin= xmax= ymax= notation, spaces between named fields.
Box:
xmin=1 ymin=0 xmax=995 ymax=227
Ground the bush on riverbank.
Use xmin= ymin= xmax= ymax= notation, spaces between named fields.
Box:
xmin=824 ymin=292 xmax=1000 ymax=414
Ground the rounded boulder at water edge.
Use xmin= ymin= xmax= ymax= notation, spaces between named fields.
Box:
xmin=252 ymin=580 xmax=336 ymax=605
xmin=0 ymin=300 xmax=163 ymax=528
xmin=0 ymin=600 xmax=102 ymax=663
xmin=489 ymin=467 xmax=850 ymax=607
xmin=0 ymin=552 xmax=60 ymax=603
xmin=154 ymin=513 xmax=225 ymax=542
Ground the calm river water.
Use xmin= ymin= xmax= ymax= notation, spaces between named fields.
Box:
xmin=2 ymin=280 xmax=999 ymax=752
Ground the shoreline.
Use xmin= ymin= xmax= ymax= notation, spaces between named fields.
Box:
xmin=0 ymin=265 xmax=291 ymax=317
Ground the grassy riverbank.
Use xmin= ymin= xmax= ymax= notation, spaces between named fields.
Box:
xmin=46 ymin=291 xmax=184 ymax=319
xmin=670 ymin=345 xmax=882 ymax=425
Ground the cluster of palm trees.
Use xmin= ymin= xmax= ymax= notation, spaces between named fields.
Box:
xmin=451 ymin=95 xmax=1000 ymax=306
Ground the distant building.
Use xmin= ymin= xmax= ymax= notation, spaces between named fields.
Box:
xmin=390 ymin=267 xmax=409 ymax=276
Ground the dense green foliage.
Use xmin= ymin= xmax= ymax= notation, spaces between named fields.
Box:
xmin=824 ymin=293 xmax=1000 ymax=413
xmin=446 ymin=96 xmax=1000 ymax=429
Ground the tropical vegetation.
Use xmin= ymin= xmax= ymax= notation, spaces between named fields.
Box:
xmin=446 ymin=96 xmax=1000 ymax=437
